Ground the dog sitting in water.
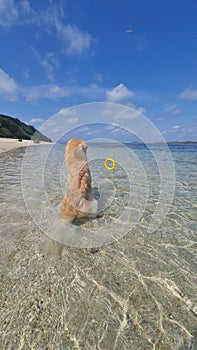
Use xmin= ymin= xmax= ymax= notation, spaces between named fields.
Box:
xmin=46 ymin=138 xmax=98 ymax=257
xmin=60 ymin=138 xmax=97 ymax=219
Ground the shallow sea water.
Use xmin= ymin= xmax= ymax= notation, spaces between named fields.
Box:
xmin=0 ymin=143 xmax=196 ymax=350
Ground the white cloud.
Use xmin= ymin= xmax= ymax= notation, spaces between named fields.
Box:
xmin=56 ymin=24 xmax=92 ymax=56
xmin=53 ymin=108 xmax=78 ymax=126
xmin=40 ymin=4 xmax=93 ymax=55
xmin=39 ymin=108 xmax=79 ymax=139
xmin=0 ymin=0 xmax=36 ymax=27
xmin=86 ymin=130 xmax=100 ymax=136
xmin=93 ymin=73 xmax=103 ymax=82
xmin=171 ymin=125 xmax=182 ymax=130
xmin=162 ymin=124 xmax=197 ymax=141
xmin=102 ymin=104 xmax=145 ymax=120
xmin=106 ymin=83 xmax=134 ymax=102
xmin=19 ymin=0 xmax=31 ymax=13
xmin=164 ymin=104 xmax=177 ymax=112
xmin=29 ymin=118 xmax=44 ymax=124
xmin=105 ymin=124 xmax=133 ymax=137
xmin=57 ymin=108 xmax=76 ymax=117
xmin=172 ymin=108 xmax=181 ymax=115
xmin=51 ymin=108 xmax=79 ymax=129
xmin=105 ymin=124 xmax=120 ymax=135
xmin=23 ymin=69 xmax=29 ymax=79
xmin=180 ymin=88 xmax=197 ymax=101
xmin=64 ymin=116 xmax=78 ymax=125
xmin=164 ymin=103 xmax=181 ymax=115
xmin=106 ymin=124 xmax=119 ymax=131
xmin=0 ymin=0 xmax=18 ymax=26
xmin=0 ymin=68 xmax=18 ymax=101
xmin=154 ymin=116 xmax=167 ymax=122
xmin=21 ymin=82 xmax=104 ymax=103
xmin=77 ymin=126 xmax=90 ymax=132
xmin=22 ymin=84 xmax=70 ymax=102
xmin=0 ymin=1 xmax=94 ymax=56
xmin=74 ymin=84 xmax=105 ymax=100
xmin=31 ymin=47 xmax=58 ymax=81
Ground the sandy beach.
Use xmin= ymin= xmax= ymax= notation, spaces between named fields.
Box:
xmin=0 ymin=138 xmax=52 ymax=154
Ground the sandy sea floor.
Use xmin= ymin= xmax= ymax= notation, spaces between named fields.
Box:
xmin=0 ymin=144 xmax=196 ymax=350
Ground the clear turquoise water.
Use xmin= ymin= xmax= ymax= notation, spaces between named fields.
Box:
xmin=0 ymin=143 xmax=196 ymax=349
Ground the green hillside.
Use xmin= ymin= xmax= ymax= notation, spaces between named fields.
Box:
xmin=0 ymin=115 xmax=52 ymax=142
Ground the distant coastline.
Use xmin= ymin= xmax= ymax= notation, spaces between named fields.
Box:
xmin=124 ymin=141 xmax=197 ymax=144
xmin=57 ymin=140 xmax=197 ymax=145
xmin=87 ymin=141 xmax=197 ymax=145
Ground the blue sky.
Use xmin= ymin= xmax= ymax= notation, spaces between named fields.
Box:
xmin=0 ymin=0 xmax=197 ymax=141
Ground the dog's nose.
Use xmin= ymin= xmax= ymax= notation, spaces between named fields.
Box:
xmin=82 ymin=143 xmax=87 ymax=151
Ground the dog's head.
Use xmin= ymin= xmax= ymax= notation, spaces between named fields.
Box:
xmin=66 ymin=139 xmax=88 ymax=162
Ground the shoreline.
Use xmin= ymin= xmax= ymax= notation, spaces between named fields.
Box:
xmin=0 ymin=137 xmax=52 ymax=154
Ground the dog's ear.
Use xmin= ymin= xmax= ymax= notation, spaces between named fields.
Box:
xmin=77 ymin=142 xmax=87 ymax=151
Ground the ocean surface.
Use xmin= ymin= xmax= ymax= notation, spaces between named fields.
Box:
xmin=0 ymin=142 xmax=196 ymax=350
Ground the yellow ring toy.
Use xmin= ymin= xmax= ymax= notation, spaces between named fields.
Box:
xmin=104 ymin=158 xmax=116 ymax=171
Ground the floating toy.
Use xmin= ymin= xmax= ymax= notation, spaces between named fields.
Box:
xmin=104 ymin=158 xmax=116 ymax=171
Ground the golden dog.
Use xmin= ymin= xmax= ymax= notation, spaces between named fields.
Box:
xmin=60 ymin=138 xmax=97 ymax=219
xmin=46 ymin=139 xmax=97 ymax=257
